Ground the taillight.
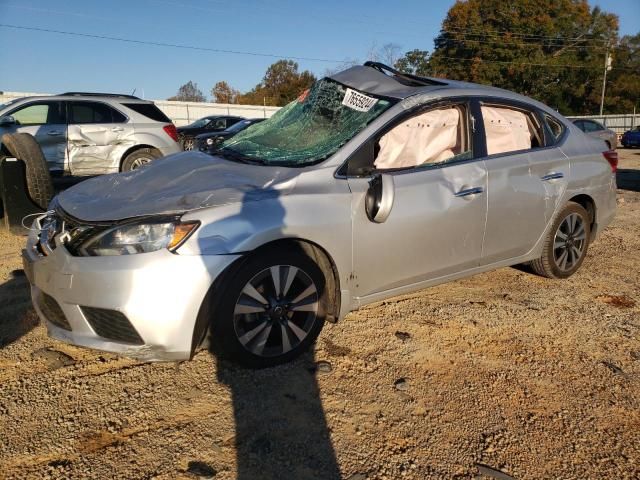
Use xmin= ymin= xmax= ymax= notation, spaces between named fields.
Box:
xmin=602 ymin=150 xmax=618 ymax=173
xmin=163 ymin=124 xmax=179 ymax=142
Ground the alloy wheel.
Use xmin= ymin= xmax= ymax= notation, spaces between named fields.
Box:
xmin=233 ymin=265 xmax=319 ymax=357
xmin=130 ymin=157 xmax=151 ymax=170
xmin=553 ymin=212 xmax=587 ymax=272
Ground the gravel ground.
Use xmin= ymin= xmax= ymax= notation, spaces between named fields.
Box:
xmin=0 ymin=150 xmax=639 ymax=480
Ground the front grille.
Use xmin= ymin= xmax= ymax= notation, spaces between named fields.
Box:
xmin=39 ymin=293 xmax=72 ymax=331
xmin=81 ymin=307 xmax=144 ymax=345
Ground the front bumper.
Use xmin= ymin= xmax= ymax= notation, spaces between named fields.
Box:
xmin=24 ymin=224 xmax=239 ymax=361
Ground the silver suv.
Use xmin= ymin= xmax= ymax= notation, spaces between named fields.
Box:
xmin=0 ymin=92 xmax=182 ymax=174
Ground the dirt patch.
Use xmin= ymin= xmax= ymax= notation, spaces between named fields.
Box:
xmin=596 ymin=294 xmax=636 ymax=308
xmin=0 ymin=149 xmax=639 ymax=479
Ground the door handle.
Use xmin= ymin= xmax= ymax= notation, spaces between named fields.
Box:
xmin=541 ymin=172 xmax=564 ymax=181
xmin=47 ymin=131 xmax=62 ymax=136
xmin=454 ymin=186 xmax=484 ymax=197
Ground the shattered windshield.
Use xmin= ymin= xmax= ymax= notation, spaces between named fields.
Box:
xmin=219 ymin=79 xmax=393 ymax=166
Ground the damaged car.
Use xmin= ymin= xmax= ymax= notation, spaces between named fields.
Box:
xmin=0 ymin=92 xmax=181 ymax=175
xmin=23 ymin=62 xmax=617 ymax=368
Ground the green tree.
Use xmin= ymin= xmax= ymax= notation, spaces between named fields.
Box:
xmin=429 ymin=0 xmax=621 ymax=114
xmin=394 ymin=49 xmax=431 ymax=76
xmin=237 ymin=60 xmax=316 ymax=106
xmin=211 ymin=81 xmax=240 ymax=104
xmin=603 ymin=33 xmax=640 ymax=114
xmin=168 ymin=81 xmax=206 ymax=102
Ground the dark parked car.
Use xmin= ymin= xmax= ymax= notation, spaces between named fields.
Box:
xmin=177 ymin=115 xmax=245 ymax=150
xmin=621 ymin=126 xmax=640 ymax=148
xmin=195 ymin=118 xmax=265 ymax=153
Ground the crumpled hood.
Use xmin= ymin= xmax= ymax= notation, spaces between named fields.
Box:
xmin=56 ymin=151 xmax=298 ymax=222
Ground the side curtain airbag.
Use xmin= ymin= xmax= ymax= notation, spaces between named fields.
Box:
xmin=375 ymin=108 xmax=459 ymax=169
xmin=481 ymin=106 xmax=531 ymax=155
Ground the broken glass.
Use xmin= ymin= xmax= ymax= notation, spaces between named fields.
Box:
xmin=219 ymin=79 xmax=393 ymax=166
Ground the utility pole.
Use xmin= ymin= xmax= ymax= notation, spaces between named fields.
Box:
xmin=599 ymin=48 xmax=613 ymax=116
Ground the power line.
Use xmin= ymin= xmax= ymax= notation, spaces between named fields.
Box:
xmin=0 ymin=23 xmax=343 ymax=63
xmin=1 ymin=23 xmax=634 ymax=72
xmin=443 ymin=26 xmax=611 ymax=44
xmin=438 ymin=36 xmax=610 ymax=52
xmin=432 ymin=55 xmax=634 ymax=71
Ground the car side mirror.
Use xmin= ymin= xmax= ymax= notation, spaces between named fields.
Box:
xmin=0 ymin=115 xmax=16 ymax=126
xmin=365 ymin=173 xmax=395 ymax=223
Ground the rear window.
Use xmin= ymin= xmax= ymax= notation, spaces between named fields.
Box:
xmin=122 ymin=103 xmax=171 ymax=123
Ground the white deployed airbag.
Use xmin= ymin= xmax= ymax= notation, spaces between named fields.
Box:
xmin=375 ymin=108 xmax=460 ymax=169
xmin=481 ymin=106 xmax=531 ymax=155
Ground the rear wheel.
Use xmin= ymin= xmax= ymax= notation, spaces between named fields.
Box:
xmin=530 ymin=202 xmax=590 ymax=279
xmin=121 ymin=147 xmax=161 ymax=171
xmin=210 ymin=248 xmax=328 ymax=368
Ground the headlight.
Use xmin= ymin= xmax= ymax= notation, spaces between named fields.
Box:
xmin=206 ymin=138 xmax=215 ymax=145
xmin=79 ymin=220 xmax=199 ymax=256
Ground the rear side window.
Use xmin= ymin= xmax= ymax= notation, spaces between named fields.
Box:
xmin=122 ymin=103 xmax=171 ymax=123
xmin=584 ymin=120 xmax=604 ymax=132
xmin=69 ymin=101 xmax=127 ymax=124
xmin=481 ymin=104 xmax=544 ymax=155
xmin=545 ymin=114 xmax=565 ymax=142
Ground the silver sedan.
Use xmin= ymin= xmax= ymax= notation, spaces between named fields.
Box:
xmin=572 ymin=118 xmax=618 ymax=150
xmin=23 ymin=62 xmax=617 ymax=367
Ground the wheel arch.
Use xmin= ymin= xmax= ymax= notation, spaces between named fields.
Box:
xmin=568 ymin=193 xmax=596 ymax=239
xmin=119 ymin=144 xmax=161 ymax=171
xmin=190 ymin=236 xmax=342 ymax=356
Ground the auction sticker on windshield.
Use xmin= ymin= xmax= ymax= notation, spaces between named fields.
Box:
xmin=342 ymin=88 xmax=378 ymax=112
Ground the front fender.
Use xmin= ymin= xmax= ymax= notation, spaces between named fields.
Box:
xmin=178 ymin=187 xmax=354 ymax=314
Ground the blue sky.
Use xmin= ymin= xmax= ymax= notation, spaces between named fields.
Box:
xmin=0 ymin=0 xmax=638 ymax=100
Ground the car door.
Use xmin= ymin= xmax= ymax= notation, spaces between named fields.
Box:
xmin=1 ymin=100 xmax=67 ymax=172
xmin=347 ymin=100 xmax=488 ymax=299
xmin=478 ymin=100 xmax=569 ymax=265
xmin=67 ymin=100 xmax=134 ymax=175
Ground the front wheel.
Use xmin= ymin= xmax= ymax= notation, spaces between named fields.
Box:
xmin=182 ymin=136 xmax=195 ymax=151
xmin=530 ymin=202 xmax=591 ymax=279
xmin=210 ymin=248 xmax=328 ymax=368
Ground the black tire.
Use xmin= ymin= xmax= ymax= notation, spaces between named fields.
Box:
xmin=530 ymin=202 xmax=591 ymax=279
xmin=1 ymin=133 xmax=54 ymax=210
xmin=210 ymin=247 xmax=329 ymax=368
xmin=121 ymin=147 xmax=161 ymax=172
